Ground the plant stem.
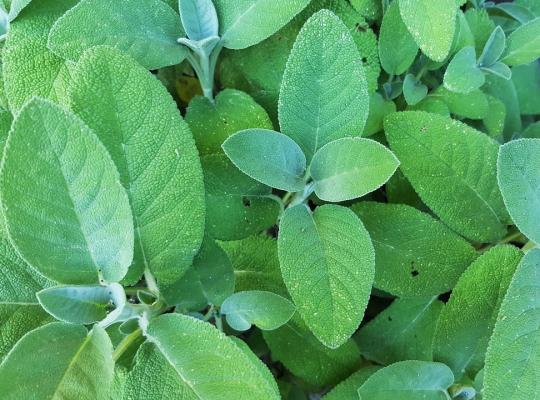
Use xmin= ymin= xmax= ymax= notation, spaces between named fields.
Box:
xmin=144 ymin=268 xmax=159 ymax=296
xmin=112 ymin=328 xmax=142 ymax=362
xmin=498 ymin=230 xmax=524 ymax=245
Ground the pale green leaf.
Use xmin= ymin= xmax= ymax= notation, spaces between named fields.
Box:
xmin=484 ymin=248 xmax=540 ymax=399
xmin=478 ymin=26 xmax=506 ymax=68
xmin=310 ymin=138 xmax=399 ymax=202
xmin=364 ymin=92 xmax=396 ymax=136
xmin=403 ymin=73 xmax=428 ymax=105
xmin=179 ymin=0 xmax=218 ymax=41
xmin=512 ymin=62 xmax=540 ymax=115
xmin=432 ymin=87 xmax=489 ymax=119
xmin=278 ymin=204 xmax=374 ymax=348
xmin=483 ymin=74 xmax=522 ymax=140
xmin=358 ymin=360 xmax=454 ymax=400
xmin=0 ymin=323 xmax=114 ymax=400
xmin=483 ymin=95 xmax=507 ymax=139
xmin=465 ymin=8 xmax=496 ymax=55
xmin=399 ymin=0 xmax=457 ymax=62
xmin=444 ymin=46 xmax=485 ymax=94
xmin=385 ymin=111 xmax=508 ymax=242
xmin=222 ymin=129 xmax=306 ymax=192
xmin=69 ymin=46 xmax=205 ymax=298
xmin=221 ymin=290 xmax=295 ymax=331
xmin=1 ymin=98 xmax=134 ymax=284
xmin=48 ymin=0 xmax=187 ymax=70
xmin=433 ymin=245 xmax=522 ymax=379
xmin=7 ymin=0 xmax=32 ymax=20
xmin=214 ymin=0 xmax=310 ymax=49
xmin=323 ymin=366 xmax=381 ymax=400
xmin=498 ymin=139 xmax=540 ymax=244
xmin=279 ymin=9 xmax=369 ymax=161
xmin=502 ymin=17 xmax=540 ymax=66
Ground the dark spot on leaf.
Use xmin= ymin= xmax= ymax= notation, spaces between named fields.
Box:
xmin=242 ymin=197 xmax=251 ymax=207
xmin=411 ymin=270 xmax=419 ymax=277
xmin=388 ymin=316 xmax=393 ymax=322
xmin=361 ymin=57 xmax=367 ymax=63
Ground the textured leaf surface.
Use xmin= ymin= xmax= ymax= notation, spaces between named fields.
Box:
xmin=0 ymin=323 xmax=113 ymax=400
xmin=311 ymin=138 xmax=399 ymax=202
xmin=484 ymin=248 xmax=540 ymax=399
xmin=433 ymin=245 xmax=521 ymax=379
xmin=1 ymin=98 xmax=133 ymax=284
xmin=498 ymin=139 xmax=540 ymax=244
xmin=144 ymin=314 xmax=280 ymax=399
xmin=279 ymin=9 xmax=369 ymax=161
xmin=223 ymin=129 xmax=306 ymax=192
xmin=69 ymin=46 xmax=205 ymax=296
xmin=6 ymin=0 xmax=32 ymax=20
xmin=323 ymin=366 xmax=381 ymax=400
xmin=221 ymin=290 xmax=295 ymax=331
xmin=356 ymin=297 xmax=443 ymax=365
xmin=2 ymin=0 xmax=77 ymax=110
xmin=48 ymin=0 xmax=187 ymax=70
xmin=399 ymin=0 xmax=457 ymax=62
xmin=179 ymin=0 xmax=218 ymax=41
xmin=352 ymin=202 xmax=476 ymax=297
xmin=433 ymin=87 xmax=489 ymax=120
xmin=502 ymin=17 xmax=540 ymax=66
xmin=385 ymin=111 xmax=508 ymax=242
xmin=444 ymin=46 xmax=485 ymax=94
xmin=278 ymin=204 xmax=374 ymax=348
xmin=403 ymin=74 xmax=428 ymax=106
xmin=512 ymin=63 xmax=540 ymax=116
xmin=214 ymin=0 xmax=310 ymax=49
xmin=358 ymin=360 xmax=454 ymax=400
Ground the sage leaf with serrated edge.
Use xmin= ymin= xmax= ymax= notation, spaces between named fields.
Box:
xmin=222 ymin=128 xmax=307 ymax=192
xmin=502 ymin=17 xmax=540 ymax=66
xmin=498 ymin=139 xmax=540 ymax=244
xmin=1 ymin=98 xmax=134 ymax=284
xmin=221 ymin=290 xmax=295 ymax=331
xmin=279 ymin=9 xmax=369 ymax=162
xmin=385 ymin=111 xmax=508 ymax=242
xmin=0 ymin=323 xmax=114 ymax=400
xmin=68 ymin=46 xmax=205 ymax=298
xmin=179 ymin=0 xmax=218 ymax=41
xmin=278 ymin=204 xmax=374 ymax=348
xmin=484 ymin=248 xmax=540 ymax=399
xmin=310 ymin=138 xmax=399 ymax=202
xmin=48 ymin=0 xmax=187 ymax=70
xmin=444 ymin=46 xmax=485 ymax=94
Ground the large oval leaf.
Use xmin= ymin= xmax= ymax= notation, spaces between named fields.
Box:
xmin=0 ymin=323 xmax=114 ymax=399
xmin=279 ymin=9 xmax=369 ymax=161
xmin=502 ymin=17 xmax=540 ymax=66
xmin=278 ymin=204 xmax=375 ymax=348
xmin=68 ymin=46 xmax=205 ymax=298
xmin=1 ymin=98 xmax=134 ymax=284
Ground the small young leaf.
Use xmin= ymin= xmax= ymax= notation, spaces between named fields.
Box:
xmin=399 ymin=0 xmax=458 ymax=62
xmin=502 ymin=17 xmax=540 ymax=66
xmin=444 ymin=46 xmax=485 ymax=94
xmin=484 ymin=248 xmax=540 ymax=399
xmin=222 ymin=129 xmax=307 ymax=192
xmin=279 ymin=9 xmax=369 ymax=161
xmin=498 ymin=139 xmax=540 ymax=244
xmin=1 ymin=98 xmax=134 ymax=284
xmin=478 ymin=26 xmax=506 ymax=67
xmin=0 ymin=323 xmax=114 ymax=399
xmin=221 ymin=290 xmax=295 ymax=331
xmin=48 ymin=0 xmax=187 ymax=70
xmin=310 ymin=138 xmax=399 ymax=202
xmin=385 ymin=111 xmax=508 ymax=242
xmin=481 ymin=61 xmax=512 ymax=80
xmin=358 ymin=360 xmax=455 ymax=400
xmin=278 ymin=204 xmax=374 ymax=348
xmin=179 ymin=0 xmax=218 ymax=41
xmin=214 ymin=0 xmax=310 ymax=49
xmin=403 ymin=73 xmax=428 ymax=105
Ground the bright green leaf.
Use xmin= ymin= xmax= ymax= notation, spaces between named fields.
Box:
xmin=483 ymin=74 xmax=522 ymax=140
xmin=502 ymin=17 xmax=540 ymax=66
xmin=444 ymin=46 xmax=485 ymax=94
xmin=512 ymin=62 xmax=540 ymax=115
xmin=364 ymin=93 xmax=397 ymax=136
xmin=432 ymin=87 xmax=489 ymax=119
xmin=323 ymin=366 xmax=382 ymax=400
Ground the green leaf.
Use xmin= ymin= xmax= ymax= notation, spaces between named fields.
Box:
xmin=483 ymin=95 xmax=507 ymax=139
xmin=484 ymin=248 xmax=540 ymax=399
xmin=310 ymin=138 xmax=399 ymax=202
xmin=385 ymin=111 xmax=508 ymax=242
xmin=398 ymin=0 xmax=457 ymax=62
xmin=444 ymin=46 xmax=485 ymax=94
xmin=0 ymin=239 xmax=53 ymax=359
xmin=202 ymin=154 xmax=280 ymax=240
xmin=1 ymin=98 xmax=133 ymax=284
xmin=263 ymin=315 xmax=361 ymax=387
xmin=36 ymin=283 xmax=124 ymax=325
xmin=465 ymin=8 xmax=496 ymax=55
xmin=48 ymin=0 xmax=187 ymax=70
xmin=403 ymin=73 xmax=428 ymax=105
xmin=358 ymin=360 xmax=454 ymax=400
xmin=502 ymin=17 xmax=540 ymax=66
xmin=433 ymin=245 xmax=522 ymax=379
xmin=69 ymin=46 xmax=205 ymax=297
xmin=483 ymin=74 xmax=522 ymax=140
xmin=512 ymin=62 xmax=540 ymax=115
xmin=478 ymin=26 xmax=506 ymax=67
xmin=2 ymin=0 xmax=77 ymax=110
xmin=378 ymin=0 xmax=418 ymax=75
xmin=279 ymin=9 xmax=369 ymax=161
xmin=433 ymin=87 xmax=489 ymax=119
xmin=143 ymin=314 xmax=280 ymax=399
xmin=498 ymin=139 xmax=540 ymax=244
xmin=323 ymin=366 xmax=382 ymax=400
xmin=278 ymin=204 xmax=374 ymax=348
xmin=186 ymin=89 xmax=273 ymax=156
xmin=0 ymin=323 xmax=114 ymax=400
xmin=179 ymin=0 xmax=218 ymax=41
xmin=222 ymin=129 xmax=307 ymax=192
xmin=356 ymin=297 xmax=443 ymax=365
xmin=214 ymin=0 xmax=310 ymax=49
xmin=6 ymin=0 xmax=32 ymax=20
xmin=364 ymin=93 xmax=397 ymax=136
xmin=221 ymin=290 xmax=295 ymax=331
